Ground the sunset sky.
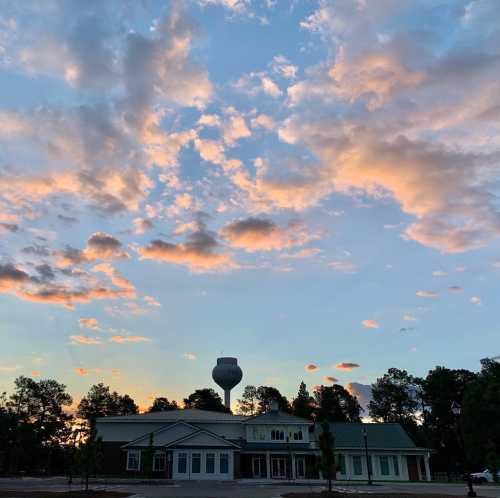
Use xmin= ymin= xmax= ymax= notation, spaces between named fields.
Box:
xmin=0 ymin=0 xmax=499 ymax=412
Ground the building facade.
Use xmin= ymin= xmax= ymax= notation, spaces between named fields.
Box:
xmin=96 ymin=407 xmax=431 ymax=481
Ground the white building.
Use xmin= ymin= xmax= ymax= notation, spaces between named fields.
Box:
xmin=96 ymin=406 xmax=431 ymax=481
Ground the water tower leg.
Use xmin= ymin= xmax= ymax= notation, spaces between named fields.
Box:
xmin=224 ymin=389 xmax=230 ymax=410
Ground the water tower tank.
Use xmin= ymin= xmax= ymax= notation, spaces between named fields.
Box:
xmin=212 ymin=357 xmax=243 ymax=410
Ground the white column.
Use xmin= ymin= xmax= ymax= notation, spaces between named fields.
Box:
xmin=266 ymin=451 xmax=271 ymax=480
xmin=291 ymin=453 xmax=296 ymax=480
xmin=424 ymin=454 xmax=431 ymax=481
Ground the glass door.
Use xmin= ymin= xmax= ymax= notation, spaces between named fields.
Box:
xmin=271 ymin=456 xmax=287 ymax=479
xmin=295 ymin=456 xmax=305 ymax=479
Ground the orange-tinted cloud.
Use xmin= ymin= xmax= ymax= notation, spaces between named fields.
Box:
xmin=416 ymin=290 xmax=438 ymax=298
xmin=335 ymin=362 xmax=360 ymax=371
xmin=323 ymin=375 xmax=338 ymax=383
xmin=138 ymin=222 xmax=234 ymax=272
xmin=361 ymin=319 xmax=379 ymax=329
xmin=305 ymin=364 xmax=319 ymax=372
xmin=222 ymin=218 xmax=317 ymax=252
xmin=70 ymin=335 xmax=101 ymax=345
xmin=74 ymin=367 xmax=88 ymax=376
xmin=79 ymin=317 xmax=99 ymax=330
xmin=109 ymin=335 xmax=150 ymax=343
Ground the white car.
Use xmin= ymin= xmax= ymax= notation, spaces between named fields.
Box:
xmin=471 ymin=469 xmax=500 ymax=483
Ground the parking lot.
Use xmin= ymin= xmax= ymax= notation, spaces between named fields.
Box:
xmin=0 ymin=478 xmax=500 ymax=498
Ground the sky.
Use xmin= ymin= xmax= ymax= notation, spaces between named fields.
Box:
xmin=0 ymin=0 xmax=499 ymax=412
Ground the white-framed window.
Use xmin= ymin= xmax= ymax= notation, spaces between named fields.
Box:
xmin=220 ymin=453 xmax=229 ymax=474
xmin=271 ymin=429 xmax=285 ymax=440
xmin=379 ymin=455 xmax=390 ymax=476
xmin=126 ymin=449 xmax=141 ymax=471
xmin=153 ymin=451 xmax=166 ymax=472
xmin=352 ymin=455 xmax=363 ymax=475
xmin=192 ymin=453 xmax=201 ymax=473
xmin=206 ymin=452 xmax=215 ymax=473
xmin=177 ymin=452 xmax=187 ymax=474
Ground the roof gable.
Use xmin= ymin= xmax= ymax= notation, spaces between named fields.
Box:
xmin=166 ymin=429 xmax=241 ymax=449
xmin=122 ymin=421 xmax=198 ymax=448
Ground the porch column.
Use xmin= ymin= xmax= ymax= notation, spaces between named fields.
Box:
xmin=424 ymin=453 xmax=431 ymax=481
xmin=266 ymin=451 xmax=271 ymax=480
xmin=291 ymin=453 xmax=296 ymax=480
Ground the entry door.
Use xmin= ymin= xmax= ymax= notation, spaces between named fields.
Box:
xmin=295 ymin=456 xmax=306 ymax=479
xmin=252 ymin=456 xmax=266 ymax=478
xmin=407 ymin=455 xmax=419 ymax=481
xmin=272 ymin=457 xmax=287 ymax=479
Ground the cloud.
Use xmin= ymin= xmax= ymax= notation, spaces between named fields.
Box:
xmin=0 ymin=264 xmax=32 ymax=291
xmin=109 ymin=335 xmax=150 ymax=343
xmin=361 ymin=319 xmax=379 ymax=329
xmin=222 ymin=217 xmax=316 ymax=252
xmin=345 ymin=382 xmax=373 ymax=413
xmin=132 ymin=218 xmax=154 ymax=235
xmin=251 ymin=114 xmax=275 ymax=130
xmin=281 ymin=248 xmax=321 ymax=259
xmin=144 ymin=295 xmax=161 ymax=307
xmin=432 ymin=270 xmax=448 ymax=277
xmin=74 ymin=367 xmax=88 ymax=376
xmin=448 ymin=286 xmax=464 ymax=294
xmin=183 ymin=352 xmax=197 ymax=360
xmin=335 ymin=362 xmax=360 ymax=371
xmin=91 ymin=263 xmax=135 ymax=297
xmin=328 ymin=260 xmax=357 ymax=273
xmin=137 ymin=221 xmax=235 ymax=272
xmin=470 ymin=296 xmax=481 ymax=305
xmin=404 ymin=313 xmax=416 ymax=321
xmin=323 ymin=375 xmax=338 ymax=383
xmin=416 ymin=290 xmax=438 ymax=298
xmin=271 ymin=55 xmax=298 ymax=80
xmin=79 ymin=317 xmax=100 ymax=330
xmin=305 ymin=364 xmax=319 ymax=372
xmin=70 ymin=335 xmax=101 ymax=345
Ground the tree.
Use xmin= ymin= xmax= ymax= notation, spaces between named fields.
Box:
xmin=318 ymin=422 xmax=335 ymax=491
xmin=236 ymin=386 xmax=259 ymax=415
xmin=314 ymin=385 xmax=362 ymax=422
xmin=183 ymin=388 xmax=229 ymax=412
xmin=148 ymin=397 xmax=178 ymax=412
xmin=462 ymin=359 xmax=500 ymax=477
xmin=292 ymin=382 xmax=314 ymax=420
xmin=77 ymin=383 xmax=138 ymax=423
xmin=421 ymin=366 xmax=477 ymax=477
xmin=368 ymin=368 xmax=422 ymax=442
xmin=255 ymin=386 xmax=290 ymax=414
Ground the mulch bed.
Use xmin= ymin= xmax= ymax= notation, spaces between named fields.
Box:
xmin=283 ymin=493 xmax=488 ymax=498
xmin=0 ymin=492 xmax=132 ymax=498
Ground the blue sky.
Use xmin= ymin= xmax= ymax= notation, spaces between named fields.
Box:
xmin=0 ymin=0 xmax=499 ymax=411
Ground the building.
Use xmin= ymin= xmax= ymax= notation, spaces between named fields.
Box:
xmin=96 ymin=405 xmax=431 ymax=481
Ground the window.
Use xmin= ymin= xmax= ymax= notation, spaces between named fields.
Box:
xmin=271 ymin=428 xmax=285 ymax=440
xmin=177 ymin=452 xmax=187 ymax=474
xmin=380 ymin=455 xmax=390 ymax=476
xmin=192 ymin=453 xmax=201 ymax=473
xmin=220 ymin=453 xmax=229 ymax=474
xmin=293 ymin=430 xmax=303 ymax=441
xmin=368 ymin=455 xmax=373 ymax=475
xmin=392 ymin=456 xmax=400 ymax=476
xmin=352 ymin=455 xmax=363 ymax=475
xmin=127 ymin=450 xmax=141 ymax=471
xmin=153 ymin=451 xmax=166 ymax=472
xmin=206 ymin=453 xmax=215 ymax=474
xmin=338 ymin=454 xmax=346 ymax=474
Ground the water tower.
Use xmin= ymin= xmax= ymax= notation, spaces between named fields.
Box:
xmin=212 ymin=357 xmax=243 ymax=410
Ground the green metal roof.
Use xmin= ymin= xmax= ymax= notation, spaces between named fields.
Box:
xmin=326 ymin=423 xmax=416 ymax=449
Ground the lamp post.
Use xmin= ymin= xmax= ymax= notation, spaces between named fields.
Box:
xmin=362 ymin=426 xmax=373 ymax=485
xmin=451 ymin=401 xmax=476 ymax=497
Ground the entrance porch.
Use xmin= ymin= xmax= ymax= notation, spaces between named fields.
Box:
xmin=240 ymin=452 xmax=319 ymax=480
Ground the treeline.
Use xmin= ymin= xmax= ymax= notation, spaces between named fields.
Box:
xmin=0 ymin=359 xmax=498 ymax=479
